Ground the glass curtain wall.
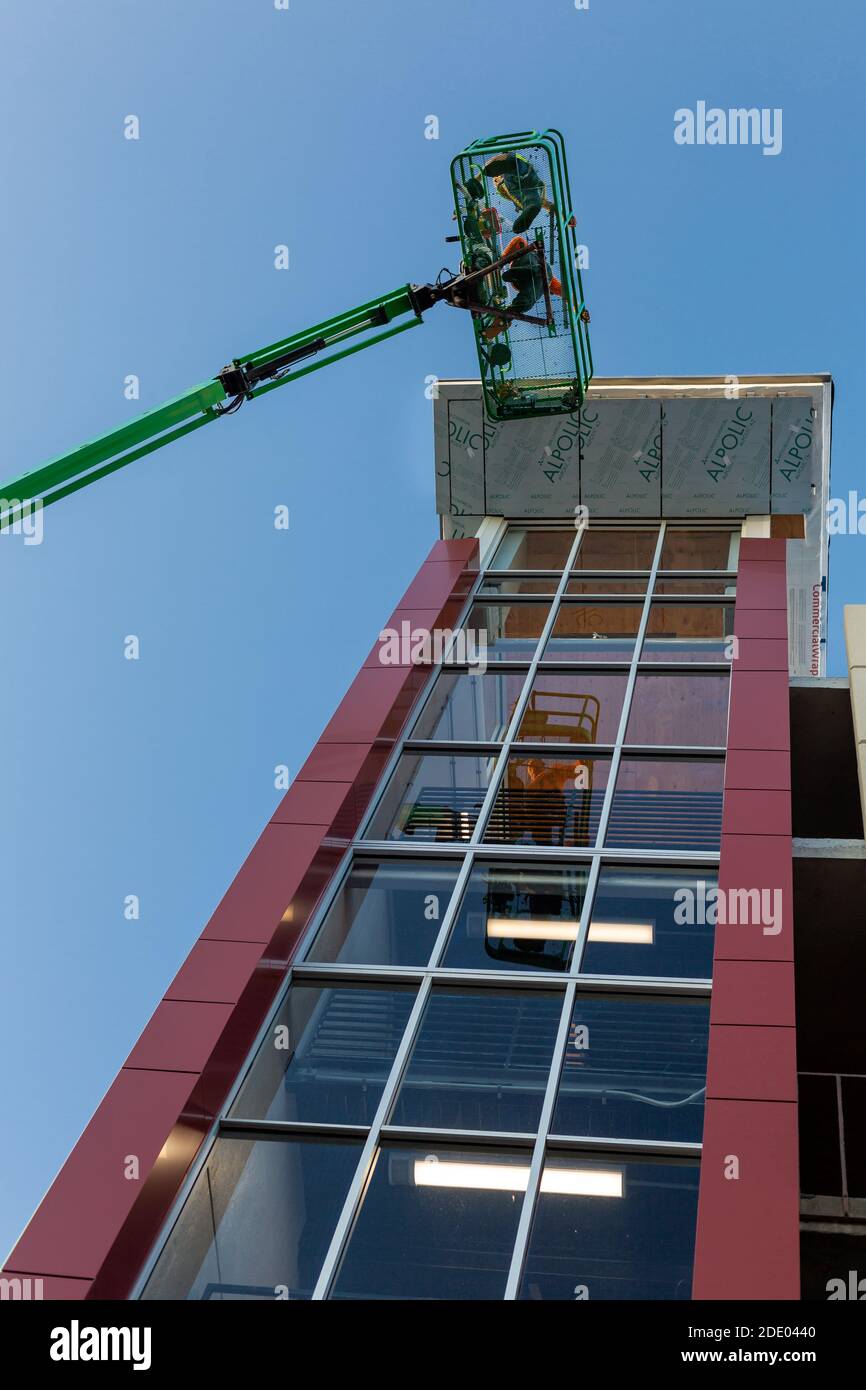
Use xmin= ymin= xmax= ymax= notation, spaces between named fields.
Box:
xmin=139 ymin=523 xmax=736 ymax=1302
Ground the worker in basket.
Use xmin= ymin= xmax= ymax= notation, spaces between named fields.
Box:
xmin=481 ymin=234 xmax=562 ymax=341
xmin=464 ymin=151 xmax=552 ymax=234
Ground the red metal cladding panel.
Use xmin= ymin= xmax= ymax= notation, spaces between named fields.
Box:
xmin=2 ymin=1069 xmax=204 ymax=1282
xmin=727 ymin=671 xmax=791 ymax=750
xmin=716 ymin=834 xmax=794 ymax=962
xmin=0 ymin=1273 xmax=92 ymax=1300
xmin=724 ymin=749 xmax=791 ymax=791
xmin=709 ymin=960 xmax=796 ymax=1028
xmin=1 ymin=537 xmax=479 ymax=1299
xmin=706 ymin=1024 xmax=798 ymax=1102
xmin=693 ymin=1100 xmax=800 ymax=1301
xmin=693 ymin=538 xmax=798 ymax=1301
xmin=734 ymin=608 xmax=789 ymax=640
xmin=165 ymin=939 xmax=266 ymax=1005
xmin=722 ymin=789 xmax=792 ymax=836
xmin=733 ymin=638 xmax=790 ymax=671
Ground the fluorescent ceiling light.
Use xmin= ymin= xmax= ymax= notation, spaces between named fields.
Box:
xmin=485 ymin=918 xmax=654 ymax=945
xmin=413 ymin=1158 xmax=623 ymax=1198
xmin=587 ymin=921 xmax=654 ymax=945
xmin=487 ymin=918 xmax=579 ymax=942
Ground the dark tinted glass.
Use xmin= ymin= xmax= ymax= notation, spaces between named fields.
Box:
xmin=141 ymin=1136 xmax=362 ymax=1300
xmin=390 ymin=988 xmax=562 ymax=1133
xmin=332 ymin=1144 xmax=527 ymax=1300
xmin=518 ymin=670 xmax=628 ymax=745
xmin=411 ymin=669 xmax=527 ymax=742
xmin=606 ymin=758 xmax=724 ymax=851
xmin=491 ymin=528 xmax=575 ymax=570
xmin=552 ymin=996 xmax=709 ymax=1142
xmin=659 ymin=529 xmax=737 ymax=570
xmin=442 ymin=862 xmax=590 ymax=974
xmin=626 ymin=672 xmax=730 ymax=747
xmin=307 ymin=858 xmax=460 ymax=967
xmin=640 ymin=602 xmax=734 ymax=661
xmin=484 ymin=754 xmax=612 ymax=849
xmin=230 ymin=983 xmax=416 ymax=1124
xmin=519 ymin=1155 xmax=700 ymax=1300
xmin=543 ymin=602 xmax=643 ymax=662
xmin=572 ymin=529 xmax=658 ymax=569
xmin=364 ymin=752 xmax=497 ymax=843
xmin=580 ymin=867 xmax=717 ymax=978
xmin=463 ymin=602 xmax=550 ymax=661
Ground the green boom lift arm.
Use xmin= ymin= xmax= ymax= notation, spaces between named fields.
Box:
xmin=0 ymin=256 xmax=544 ymax=529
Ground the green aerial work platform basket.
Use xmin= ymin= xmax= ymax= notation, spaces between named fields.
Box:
xmin=451 ymin=129 xmax=593 ymax=422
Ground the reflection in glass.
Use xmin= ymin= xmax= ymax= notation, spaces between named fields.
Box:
xmin=141 ymin=1136 xmax=362 ymax=1300
xmin=390 ymin=988 xmax=562 ymax=1132
xmin=659 ymin=529 xmax=738 ymax=571
xmin=462 ymin=602 xmax=550 ymax=661
xmin=307 ymin=859 xmax=460 ymax=967
xmin=332 ymin=1144 xmax=526 ymax=1300
xmin=364 ymin=753 xmax=497 ymax=842
xmin=411 ymin=669 xmax=527 ymax=742
xmin=484 ymin=754 xmax=612 ymax=848
xmin=572 ymin=529 xmax=658 ymax=570
xmin=230 ymin=983 xmax=415 ymax=1124
xmin=517 ymin=670 xmax=627 ymax=745
xmin=626 ymin=672 xmax=730 ymax=747
xmin=552 ymin=996 xmax=709 ymax=1142
xmin=640 ymin=603 xmax=734 ymax=661
xmin=580 ymin=867 xmax=717 ymax=978
xmin=607 ymin=758 xmax=724 ymax=851
xmin=442 ymin=863 xmax=590 ymax=974
xmin=490 ymin=528 xmax=575 ymax=571
xmin=519 ymin=1155 xmax=700 ymax=1300
xmin=543 ymin=603 xmax=643 ymax=662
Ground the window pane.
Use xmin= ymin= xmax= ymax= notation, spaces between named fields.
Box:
xmin=640 ymin=602 xmax=734 ymax=661
xmin=580 ymin=867 xmax=717 ymax=978
xmin=659 ymin=528 xmax=738 ymax=570
xmin=479 ymin=575 xmax=560 ymax=597
xmin=442 ymin=862 xmax=590 ymax=974
xmin=141 ymin=1135 xmax=363 ymax=1301
xmin=410 ymin=669 xmax=527 ymax=742
xmin=332 ymin=1143 xmax=526 ymax=1300
xmin=566 ymin=576 xmax=648 ymax=595
xmin=518 ymin=670 xmax=627 ymax=745
xmin=552 ymin=996 xmax=709 ymax=1142
xmin=543 ymin=602 xmax=643 ymax=662
xmin=491 ymin=528 xmax=574 ymax=571
xmin=625 ymin=672 xmax=730 ymax=747
xmin=463 ymin=602 xmax=550 ymax=661
xmin=519 ymin=1155 xmax=700 ymax=1300
xmin=606 ymin=758 xmax=724 ymax=851
xmin=654 ymin=577 xmax=736 ymax=596
xmin=390 ymin=988 xmax=562 ymax=1133
xmin=230 ymin=983 xmax=416 ymax=1124
xmin=572 ymin=529 xmax=658 ymax=570
xmin=364 ymin=752 xmax=497 ymax=843
xmin=307 ymin=858 xmax=460 ymax=967
xmin=484 ymin=754 xmax=612 ymax=848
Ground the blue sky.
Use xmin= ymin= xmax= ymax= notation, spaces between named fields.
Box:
xmin=1 ymin=0 xmax=863 ymax=1260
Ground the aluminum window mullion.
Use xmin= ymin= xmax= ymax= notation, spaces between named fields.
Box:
xmin=310 ymin=974 xmax=435 ymax=1300
xmin=464 ymin=526 xmax=587 ymax=847
xmin=503 ymin=978 xmax=577 ymax=1300
xmin=591 ymin=523 xmax=667 ymax=852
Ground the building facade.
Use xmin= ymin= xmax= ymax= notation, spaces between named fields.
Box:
xmin=3 ymin=375 xmax=848 ymax=1302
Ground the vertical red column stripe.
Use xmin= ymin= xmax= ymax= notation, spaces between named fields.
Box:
xmin=692 ymin=537 xmax=799 ymax=1300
